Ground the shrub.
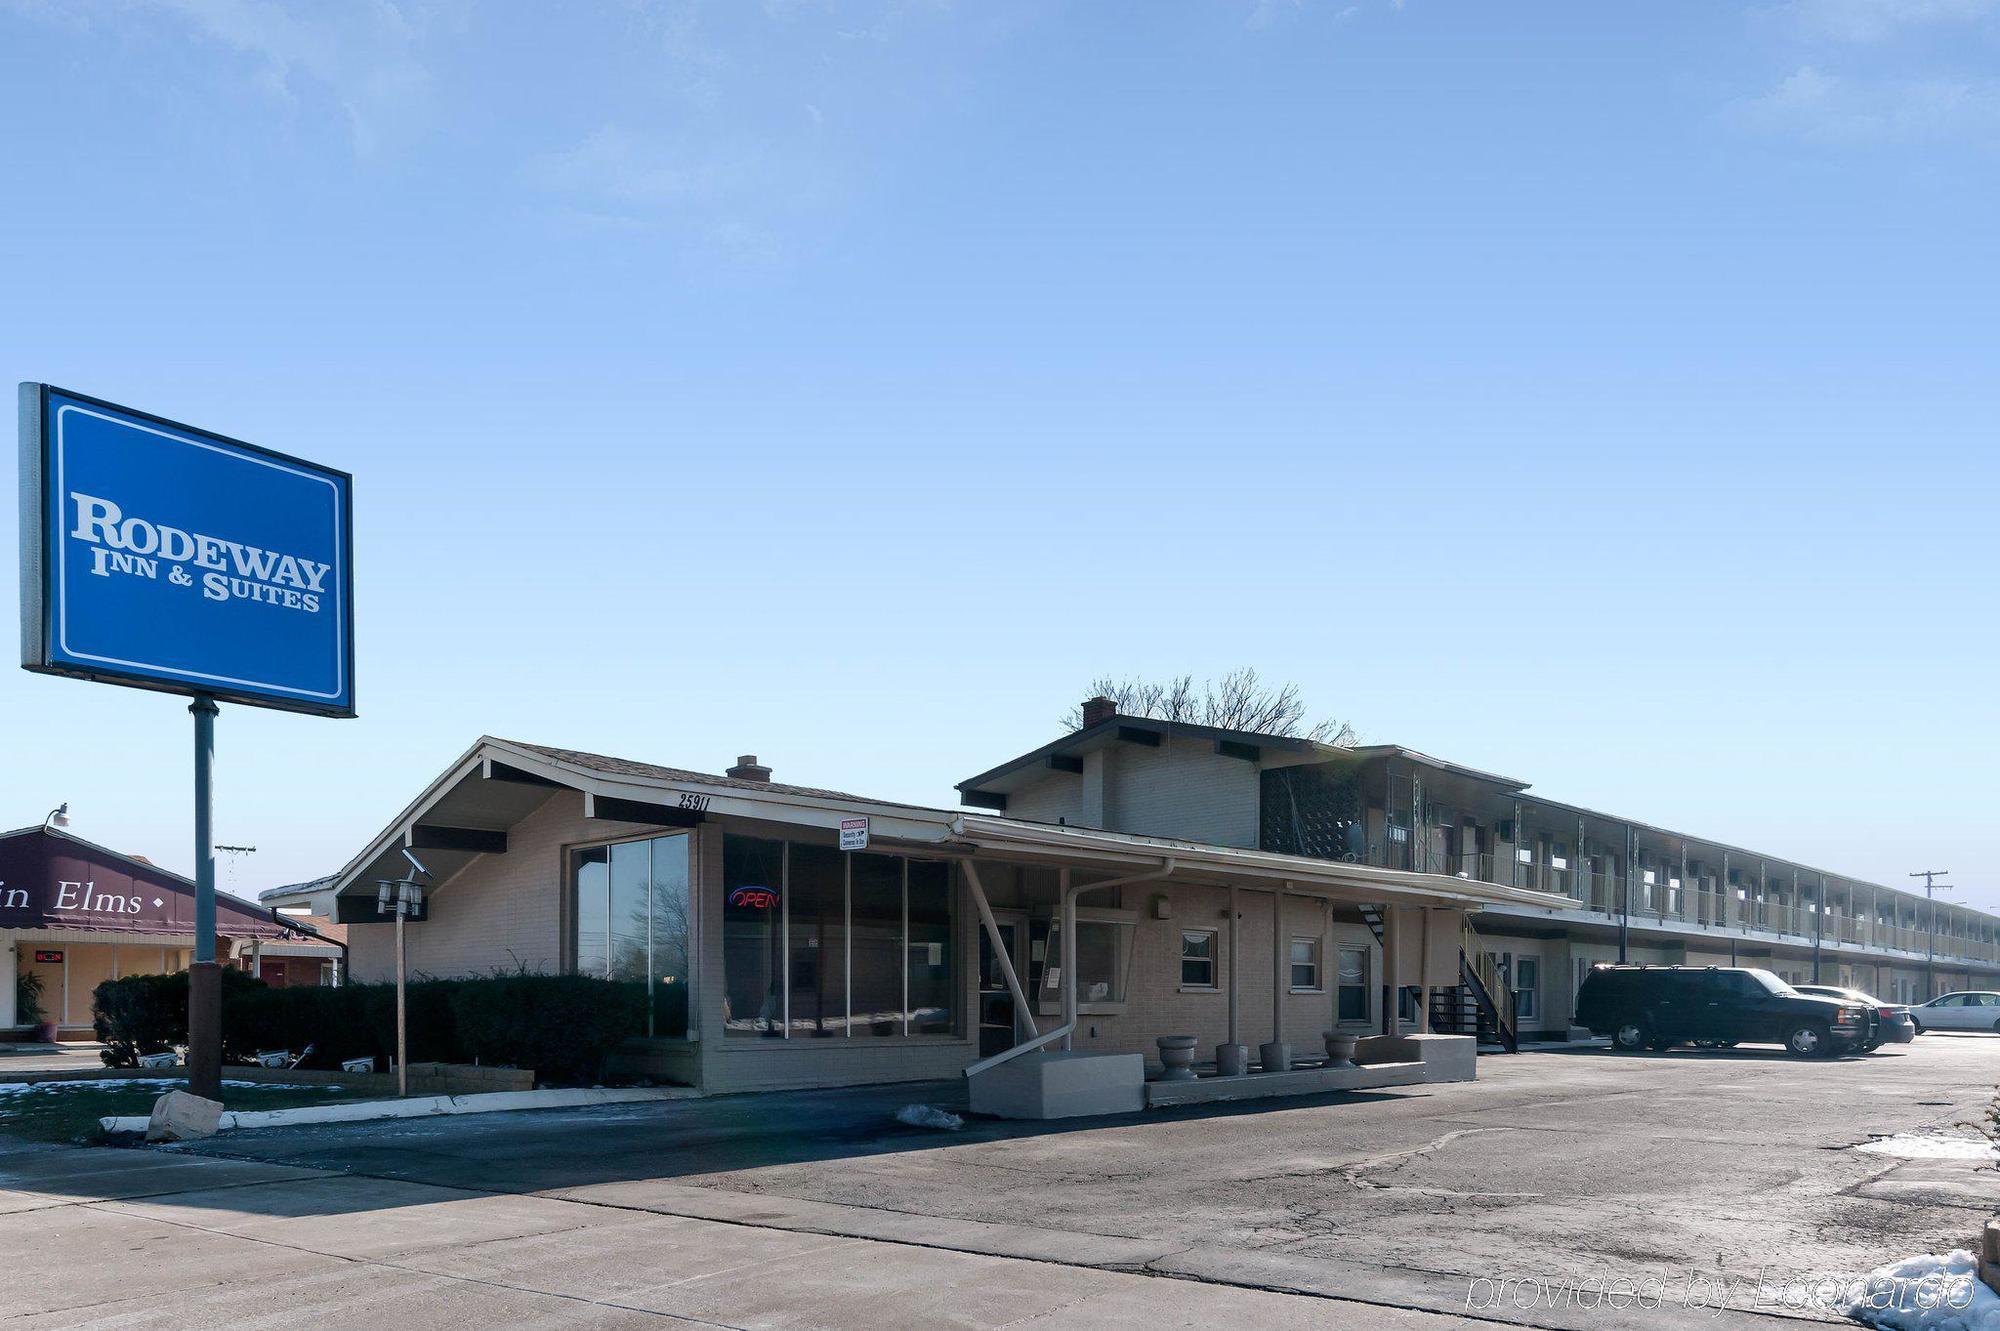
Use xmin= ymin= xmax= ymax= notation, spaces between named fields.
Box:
xmin=92 ymin=969 xmax=270 ymax=1067
xmin=449 ymin=974 xmax=646 ymax=1086
xmin=16 ymin=971 xmax=48 ymax=1030
xmin=92 ymin=970 xmax=648 ymax=1084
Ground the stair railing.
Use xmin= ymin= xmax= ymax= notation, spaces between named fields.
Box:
xmin=1458 ymin=919 xmax=1519 ymax=1052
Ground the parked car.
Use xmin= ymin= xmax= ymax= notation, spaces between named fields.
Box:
xmin=1910 ymin=991 xmax=2000 ymax=1034
xmin=1575 ymin=964 xmax=1870 ymax=1058
xmin=1794 ymin=984 xmax=1915 ymax=1049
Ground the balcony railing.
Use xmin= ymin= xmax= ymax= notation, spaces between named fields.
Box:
xmin=1386 ymin=835 xmax=2000 ymax=966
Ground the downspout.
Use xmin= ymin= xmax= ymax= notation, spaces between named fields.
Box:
xmin=1227 ymin=884 xmax=1241 ymax=1049
xmin=1063 ymin=859 xmax=1177 ymax=1051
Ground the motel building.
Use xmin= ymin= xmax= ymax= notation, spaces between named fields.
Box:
xmin=1 ymin=824 xmax=340 ymax=1040
xmin=262 ymin=704 xmax=2000 ymax=1117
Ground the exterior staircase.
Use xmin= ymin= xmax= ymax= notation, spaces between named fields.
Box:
xmin=1361 ymin=905 xmax=1517 ymax=1052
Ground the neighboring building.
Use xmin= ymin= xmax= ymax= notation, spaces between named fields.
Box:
xmin=262 ymin=735 xmax=1567 ymax=1099
xmin=0 ymin=825 xmax=339 ymax=1038
xmin=959 ymin=702 xmax=2000 ymax=1042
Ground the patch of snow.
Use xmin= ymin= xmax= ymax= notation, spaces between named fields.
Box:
xmin=1838 ymin=1250 xmax=2000 ymax=1331
xmin=1853 ymin=1133 xmax=1997 ymax=1161
xmin=894 ymin=1103 xmax=963 ymax=1131
xmin=0 ymin=1077 xmax=341 ymax=1096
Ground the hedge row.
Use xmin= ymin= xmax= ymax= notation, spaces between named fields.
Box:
xmin=91 ymin=971 xmax=649 ymax=1086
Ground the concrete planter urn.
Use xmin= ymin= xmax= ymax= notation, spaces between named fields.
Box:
xmin=1323 ymin=1032 xmax=1359 ymax=1067
xmin=1215 ymin=1042 xmax=1249 ymax=1077
xmin=1258 ymin=1040 xmax=1293 ymax=1074
xmin=1155 ymin=1035 xmax=1198 ymax=1082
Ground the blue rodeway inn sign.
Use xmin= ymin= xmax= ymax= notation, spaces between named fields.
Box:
xmin=18 ymin=384 xmax=354 ymax=716
xmin=17 ymin=381 xmax=355 ymax=1099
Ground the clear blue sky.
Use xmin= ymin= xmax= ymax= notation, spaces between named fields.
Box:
xmin=2 ymin=1 xmax=1995 ymax=912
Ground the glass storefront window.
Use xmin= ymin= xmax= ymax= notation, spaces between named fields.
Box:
xmin=906 ymin=861 xmax=954 ymax=1035
xmin=720 ymin=835 xmax=958 ymax=1041
xmin=723 ymin=836 xmax=785 ymax=1037
xmin=787 ymin=844 xmax=848 ymax=1037
xmin=849 ymin=852 xmax=905 ymax=1036
xmin=609 ymin=840 xmax=650 ymax=981
xmin=570 ymin=833 xmax=693 ymax=1038
xmin=573 ymin=846 xmax=610 ymax=981
xmin=650 ymin=834 xmax=691 ymax=1038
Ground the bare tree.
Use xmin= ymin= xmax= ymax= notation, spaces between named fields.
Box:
xmin=1062 ymin=668 xmax=1356 ymax=745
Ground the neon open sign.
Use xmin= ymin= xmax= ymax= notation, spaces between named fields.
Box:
xmin=728 ymin=887 xmax=778 ymax=910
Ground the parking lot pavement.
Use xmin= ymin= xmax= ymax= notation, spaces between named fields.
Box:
xmin=11 ymin=1037 xmax=1998 ymax=1329
xmin=0 ymin=1141 xmax=1481 ymax=1330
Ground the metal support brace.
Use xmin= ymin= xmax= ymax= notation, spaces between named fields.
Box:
xmin=964 ymin=861 xmax=1037 ymax=1041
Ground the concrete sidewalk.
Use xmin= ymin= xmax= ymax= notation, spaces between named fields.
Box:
xmin=0 ymin=1045 xmax=109 ymax=1075
xmin=0 ymin=1138 xmax=1484 ymax=1329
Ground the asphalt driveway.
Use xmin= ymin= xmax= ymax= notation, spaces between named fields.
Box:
xmin=151 ymin=1035 xmax=2000 ymax=1327
xmin=10 ymin=1036 xmax=1997 ymax=1328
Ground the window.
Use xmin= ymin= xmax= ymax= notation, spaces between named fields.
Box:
xmin=569 ymin=832 xmax=693 ymax=1038
xmin=722 ymin=836 xmax=785 ymax=1037
xmin=721 ymin=835 xmax=957 ymax=1041
xmin=573 ymin=846 xmax=610 ymax=980
xmin=649 ymin=834 xmax=692 ymax=1038
xmin=851 ymin=853 xmax=904 ymax=1036
xmin=1289 ymin=936 xmax=1321 ymax=991
xmin=1337 ymin=946 xmax=1369 ymax=1022
xmin=1514 ymin=956 xmax=1539 ymax=1020
xmin=787 ymin=844 xmax=847 ymax=1037
xmin=1036 ymin=910 xmax=1137 ymax=1012
xmin=907 ymin=861 xmax=955 ymax=1035
xmin=1180 ymin=930 xmax=1217 ymax=988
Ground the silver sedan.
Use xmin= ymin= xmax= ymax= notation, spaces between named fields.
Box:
xmin=1795 ymin=985 xmax=1916 ymax=1047
xmin=1910 ymin=991 xmax=2000 ymax=1034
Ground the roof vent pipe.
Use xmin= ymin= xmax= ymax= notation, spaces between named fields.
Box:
xmin=727 ymin=755 xmax=772 ymax=782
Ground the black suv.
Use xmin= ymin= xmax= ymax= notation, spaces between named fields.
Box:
xmin=1575 ymin=965 xmax=1870 ymax=1058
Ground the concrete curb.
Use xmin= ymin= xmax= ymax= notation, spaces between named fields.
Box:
xmin=100 ymin=1085 xmax=700 ymax=1135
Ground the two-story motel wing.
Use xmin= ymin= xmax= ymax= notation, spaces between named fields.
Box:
xmin=958 ymin=699 xmax=1994 ymax=1043
xmin=261 ymin=700 xmax=1997 ymax=1109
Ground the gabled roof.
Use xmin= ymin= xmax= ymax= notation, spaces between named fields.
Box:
xmin=956 ymin=714 xmax=1341 ymax=799
xmin=504 ymin=740 xmax=879 ymax=805
xmin=292 ymin=735 xmax=1577 ymax=917
xmin=258 ymin=872 xmax=338 ymax=904
xmin=1345 ymin=745 xmax=1531 ymax=792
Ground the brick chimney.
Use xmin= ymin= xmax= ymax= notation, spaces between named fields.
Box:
xmin=1081 ymin=696 xmax=1117 ymax=728
xmin=726 ymin=754 xmax=772 ymax=782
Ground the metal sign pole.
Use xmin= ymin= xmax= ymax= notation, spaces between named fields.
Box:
xmin=395 ymin=900 xmax=408 ymax=1097
xmin=186 ymin=695 xmax=222 ymax=1101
